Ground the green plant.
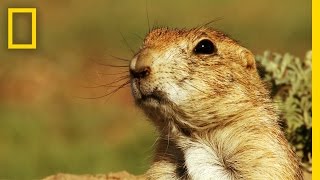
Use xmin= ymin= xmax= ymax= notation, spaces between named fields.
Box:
xmin=256 ymin=51 xmax=312 ymax=172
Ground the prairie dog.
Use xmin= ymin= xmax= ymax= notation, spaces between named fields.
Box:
xmin=129 ymin=27 xmax=303 ymax=179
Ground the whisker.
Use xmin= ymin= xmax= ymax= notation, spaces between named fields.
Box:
xmin=97 ymin=71 xmax=128 ymax=76
xmin=196 ymin=17 xmax=224 ymax=30
xmin=77 ymin=80 xmax=130 ymax=100
xmin=166 ymin=81 xmax=179 ymax=97
xmin=150 ymin=136 xmax=160 ymax=149
xmin=102 ymin=80 xmax=131 ymax=100
xmin=108 ymin=54 xmax=131 ymax=62
xmin=119 ymin=31 xmax=135 ymax=55
xmin=131 ymin=32 xmax=144 ymax=41
xmin=92 ymin=60 xmax=129 ymax=68
xmin=145 ymin=0 xmax=151 ymax=33
xmin=92 ymin=48 xmax=131 ymax=62
xmin=81 ymin=75 xmax=130 ymax=88
xmin=85 ymin=84 xmax=130 ymax=88
xmin=185 ymin=80 xmax=214 ymax=96
xmin=103 ymin=83 xmax=131 ymax=103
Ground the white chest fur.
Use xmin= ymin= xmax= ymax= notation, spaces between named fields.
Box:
xmin=184 ymin=143 xmax=232 ymax=180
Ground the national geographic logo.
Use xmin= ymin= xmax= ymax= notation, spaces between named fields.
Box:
xmin=8 ymin=8 xmax=37 ymax=50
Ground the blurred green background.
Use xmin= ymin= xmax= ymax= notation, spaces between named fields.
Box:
xmin=0 ymin=0 xmax=311 ymax=179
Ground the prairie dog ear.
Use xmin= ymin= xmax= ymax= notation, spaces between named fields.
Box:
xmin=239 ymin=49 xmax=256 ymax=69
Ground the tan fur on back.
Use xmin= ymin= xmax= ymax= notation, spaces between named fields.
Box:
xmin=129 ymin=27 xmax=303 ymax=180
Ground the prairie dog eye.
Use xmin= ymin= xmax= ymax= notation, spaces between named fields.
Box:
xmin=193 ymin=39 xmax=217 ymax=55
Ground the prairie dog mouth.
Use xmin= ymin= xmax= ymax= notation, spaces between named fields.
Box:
xmin=141 ymin=93 xmax=161 ymax=101
xmin=136 ymin=90 xmax=166 ymax=106
xmin=130 ymin=79 xmax=167 ymax=106
xmin=138 ymin=92 xmax=164 ymax=105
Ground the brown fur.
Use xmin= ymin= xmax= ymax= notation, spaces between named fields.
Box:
xmin=129 ymin=27 xmax=303 ymax=179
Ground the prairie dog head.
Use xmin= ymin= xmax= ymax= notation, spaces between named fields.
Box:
xmin=129 ymin=27 xmax=263 ymax=131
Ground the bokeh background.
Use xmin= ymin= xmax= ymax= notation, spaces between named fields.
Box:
xmin=0 ymin=0 xmax=311 ymax=179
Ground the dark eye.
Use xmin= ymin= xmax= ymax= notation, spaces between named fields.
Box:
xmin=193 ymin=39 xmax=216 ymax=55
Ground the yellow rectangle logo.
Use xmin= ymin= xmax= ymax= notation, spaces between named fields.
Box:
xmin=8 ymin=8 xmax=37 ymax=49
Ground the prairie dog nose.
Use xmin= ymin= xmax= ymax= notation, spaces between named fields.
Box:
xmin=130 ymin=50 xmax=153 ymax=79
